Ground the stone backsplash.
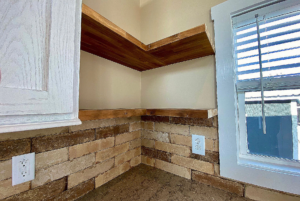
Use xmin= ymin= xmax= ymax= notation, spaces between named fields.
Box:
xmin=0 ymin=117 xmax=142 ymax=200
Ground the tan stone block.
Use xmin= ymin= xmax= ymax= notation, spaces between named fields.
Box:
xmin=95 ymin=162 xmax=130 ymax=188
xmin=155 ymin=123 xmax=189 ymax=136
xmin=245 ymin=185 xmax=300 ymax=201
xmin=141 ymin=146 xmax=172 ymax=162
xmin=32 ymin=130 xmax=94 ymax=153
xmin=115 ymin=147 xmax=141 ymax=166
xmin=190 ymin=126 xmax=218 ymax=139
xmin=69 ymin=119 xmax=116 ymax=132
xmin=32 ymin=153 xmax=95 ymax=188
xmin=190 ymin=151 xmax=219 ymax=164
xmin=96 ymin=124 xmax=129 ymax=139
xmin=0 ymin=179 xmax=30 ymax=200
xmin=129 ymin=138 xmax=141 ymax=150
xmin=155 ymin=159 xmax=191 ymax=179
xmin=141 ymin=139 xmax=155 ymax=148
xmin=68 ymin=158 xmax=114 ymax=189
xmin=171 ymin=155 xmax=214 ymax=174
xmin=51 ymin=178 xmax=94 ymax=201
xmin=141 ymin=156 xmax=155 ymax=166
xmin=36 ymin=148 xmax=68 ymax=170
xmin=214 ymin=164 xmax=220 ymax=176
xmin=155 ymin=141 xmax=190 ymax=157
xmin=170 ymin=134 xmax=191 ymax=147
xmin=0 ymin=127 xmax=68 ymax=141
xmin=206 ymin=138 xmax=214 ymax=151
xmin=130 ymin=122 xmax=141 ymax=131
xmin=170 ymin=117 xmax=214 ymax=127
xmin=3 ymin=178 xmax=66 ymax=201
xmin=130 ymin=155 xmax=141 ymax=167
xmin=96 ymin=143 xmax=129 ymax=163
xmin=69 ymin=137 xmax=114 ymax=160
xmin=0 ymin=139 xmax=31 ymax=161
xmin=119 ymin=161 xmax=131 ymax=173
xmin=115 ymin=131 xmax=141 ymax=145
xmin=142 ymin=122 xmax=154 ymax=130
xmin=115 ymin=116 xmax=141 ymax=125
xmin=214 ymin=140 xmax=219 ymax=152
xmin=142 ymin=130 xmax=170 ymax=143
xmin=192 ymin=171 xmax=244 ymax=196
xmin=0 ymin=160 xmax=11 ymax=181
xmin=213 ymin=116 xmax=218 ymax=128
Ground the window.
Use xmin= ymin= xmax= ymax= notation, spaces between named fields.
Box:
xmin=212 ymin=0 xmax=300 ymax=195
xmin=233 ymin=1 xmax=300 ymax=170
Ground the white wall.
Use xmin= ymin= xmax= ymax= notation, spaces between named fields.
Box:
xmin=140 ymin=0 xmax=225 ymax=44
xmin=80 ymin=0 xmax=142 ymax=109
xmin=80 ymin=51 xmax=141 ymax=109
xmin=140 ymin=0 xmax=226 ymax=109
xmin=141 ymin=56 xmax=216 ymax=109
xmin=83 ymin=0 xmax=141 ymax=40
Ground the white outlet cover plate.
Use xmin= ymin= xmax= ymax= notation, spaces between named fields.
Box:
xmin=12 ymin=153 xmax=35 ymax=186
xmin=192 ymin=135 xmax=205 ymax=155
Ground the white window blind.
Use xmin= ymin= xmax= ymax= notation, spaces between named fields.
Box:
xmin=232 ymin=1 xmax=300 ymax=92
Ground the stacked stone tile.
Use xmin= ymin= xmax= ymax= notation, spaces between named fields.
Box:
xmin=0 ymin=117 xmax=142 ymax=200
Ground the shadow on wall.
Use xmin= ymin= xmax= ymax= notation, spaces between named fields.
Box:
xmin=79 ymin=51 xmax=142 ymax=110
xmin=141 ymin=55 xmax=216 ymax=109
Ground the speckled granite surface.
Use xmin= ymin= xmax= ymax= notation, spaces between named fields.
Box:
xmin=76 ymin=164 xmax=252 ymax=201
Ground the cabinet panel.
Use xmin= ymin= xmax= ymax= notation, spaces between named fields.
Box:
xmin=0 ymin=0 xmax=50 ymax=91
xmin=0 ymin=0 xmax=82 ymax=132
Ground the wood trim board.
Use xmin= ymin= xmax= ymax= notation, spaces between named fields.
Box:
xmin=79 ymin=109 xmax=217 ymax=121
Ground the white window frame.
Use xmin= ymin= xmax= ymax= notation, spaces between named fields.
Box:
xmin=212 ymin=0 xmax=300 ymax=195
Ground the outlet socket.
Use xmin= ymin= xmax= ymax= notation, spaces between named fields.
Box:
xmin=192 ymin=135 xmax=205 ymax=155
xmin=12 ymin=153 xmax=35 ymax=186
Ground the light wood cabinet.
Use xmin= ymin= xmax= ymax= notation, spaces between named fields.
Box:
xmin=0 ymin=0 xmax=82 ymax=133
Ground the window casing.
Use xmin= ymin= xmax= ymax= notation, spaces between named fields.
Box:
xmin=212 ymin=0 xmax=300 ymax=195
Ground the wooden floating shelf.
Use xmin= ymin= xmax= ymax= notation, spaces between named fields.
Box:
xmin=79 ymin=109 xmax=146 ymax=121
xmin=79 ymin=109 xmax=217 ymax=121
xmin=146 ymin=109 xmax=218 ymax=119
xmin=81 ymin=4 xmax=215 ymax=71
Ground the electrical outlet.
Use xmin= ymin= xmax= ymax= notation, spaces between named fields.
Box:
xmin=192 ymin=135 xmax=205 ymax=155
xmin=12 ymin=153 xmax=35 ymax=186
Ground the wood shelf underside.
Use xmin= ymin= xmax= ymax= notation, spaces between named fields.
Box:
xmin=79 ymin=109 xmax=217 ymax=121
xmin=81 ymin=4 xmax=215 ymax=71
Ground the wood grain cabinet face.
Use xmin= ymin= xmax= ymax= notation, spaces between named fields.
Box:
xmin=0 ymin=0 xmax=82 ymax=133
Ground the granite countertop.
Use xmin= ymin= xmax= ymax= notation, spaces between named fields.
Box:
xmin=76 ymin=164 xmax=252 ymax=201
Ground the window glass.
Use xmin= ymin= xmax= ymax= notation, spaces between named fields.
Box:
xmin=243 ymin=89 xmax=300 ymax=160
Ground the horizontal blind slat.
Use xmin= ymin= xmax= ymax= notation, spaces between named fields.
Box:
xmin=237 ymin=56 xmax=300 ymax=73
xmin=236 ymin=29 xmax=300 ymax=49
xmin=236 ymin=76 xmax=300 ymax=92
xmin=236 ymin=37 xmax=300 ymax=54
xmin=237 ymin=39 xmax=300 ymax=58
xmin=235 ymin=18 xmax=300 ymax=41
xmin=238 ymin=63 xmax=300 ymax=76
xmin=237 ymin=47 xmax=300 ymax=65
xmin=238 ymin=67 xmax=300 ymax=80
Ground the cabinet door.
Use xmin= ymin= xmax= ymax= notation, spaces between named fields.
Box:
xmin=0 ymin=0 xmax=82 ymax=132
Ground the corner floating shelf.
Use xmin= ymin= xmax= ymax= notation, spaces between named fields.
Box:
xmin=81 ymin=4 xmax=215 ymax=71
xmin=79 ymin=109 xmax=217 ymax=121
